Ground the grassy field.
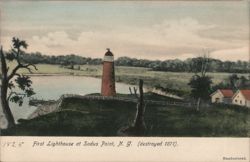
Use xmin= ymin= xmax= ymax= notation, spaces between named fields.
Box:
xmin=3 ymin=62 xmax=249 ymax=95
xmin=2 ymin=93 xmax=250 ymax=136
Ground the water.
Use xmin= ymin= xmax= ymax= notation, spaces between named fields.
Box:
xmin=8 ymin=76 xmax=132 ymax=121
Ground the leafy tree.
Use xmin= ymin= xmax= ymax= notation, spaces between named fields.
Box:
xmin=212 ymin=74 xmax=250 ymax=92
xmin=228 ymin=74 xmax=239 ymax=90
xmin=0 ymin=37 xmax=37 ymax=128
xmin=188 ymin=50 xmax=212 ymax=111
xmin=189 ymin=75 xmax=212 ymax=101
xmin=238 ymin=76 xmax=248 ymax=89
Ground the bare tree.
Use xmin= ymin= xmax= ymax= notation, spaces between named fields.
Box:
xmin=1 ymin=37 xmax=37 ymax=128
xmin=129 ymin=86 xmax=138 ymax=98
xmin=133 ymin=79 xmax=146 ymax=133
xmin=119 ymin=79 xmax=146 ymax=136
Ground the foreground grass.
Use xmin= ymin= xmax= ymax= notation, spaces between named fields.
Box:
xmin=2 ymin=94 xmax=250 ymax=136
xmin=3 ymin=62 xmax=249 ymax=95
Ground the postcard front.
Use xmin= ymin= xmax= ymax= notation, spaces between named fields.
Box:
xmin=0 ymin=0 xmax=249 ymax=161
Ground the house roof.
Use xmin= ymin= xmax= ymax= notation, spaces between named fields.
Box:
xmin=240 ymin=90 xmax=250 ymax=101
xmin=210 ymin=89 xmax=234 ymax=98
xmin=219 ymin=89 xmax=234 ymax=98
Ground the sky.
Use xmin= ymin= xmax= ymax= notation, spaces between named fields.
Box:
xmin=0 ymin=1 xmax=249 ymax=61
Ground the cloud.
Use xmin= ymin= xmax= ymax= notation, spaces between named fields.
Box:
xmin=210 ymin=46 xmax=249 ymax=62
xmin=1 ymin=17 xmax=248 ymax=61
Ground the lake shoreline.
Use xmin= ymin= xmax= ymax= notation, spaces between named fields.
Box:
xmin=21 ymin=73 xmax=188 ymax=99
xmin=22 ymin=73 xmax=101 ymax=77
xmin=8 ymin=75 xmax=133 ymax=122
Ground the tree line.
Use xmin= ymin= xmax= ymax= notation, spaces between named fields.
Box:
xmin=5 ymin=51 xmax=249 ymax=73
xmin=115 ymin=57 xmax=250 ymax=73
xmin=6 ymin=52 xmax=103 ymax=65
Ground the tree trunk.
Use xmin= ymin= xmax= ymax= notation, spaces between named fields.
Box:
xmin=133 ymin=79 xmax=146 ymax=132
xmin=1 ymin=47 xmax=15 ymax=128
xmin=117 ymin=79 xmax=146 ymax=136
xmin=1 ymin=80 xmax=15 ymax=128
xmin=196 ymin=98 xmax=201 ymax=111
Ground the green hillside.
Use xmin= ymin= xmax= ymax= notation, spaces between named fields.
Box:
xmin=2 ymin=94 xmax=250 ymax=137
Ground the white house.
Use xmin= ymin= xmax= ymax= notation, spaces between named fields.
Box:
xmin=210 ymin=89 xmax=234 ymax=104
xmin=232 ymin=90 xmax=250 ymax=108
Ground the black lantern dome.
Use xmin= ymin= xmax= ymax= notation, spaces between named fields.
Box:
xmin=105 ymin=48 xmax=113 ymax=56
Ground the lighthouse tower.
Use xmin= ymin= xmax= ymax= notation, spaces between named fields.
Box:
xmin=101 ymin=48 xmax=116 ymax=96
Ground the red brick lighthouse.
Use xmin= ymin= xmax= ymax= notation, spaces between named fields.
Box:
xmin=101 ymin=48 xmax=116 ymax=96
